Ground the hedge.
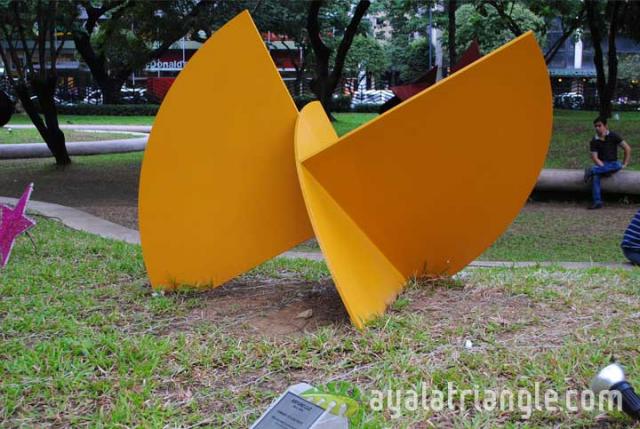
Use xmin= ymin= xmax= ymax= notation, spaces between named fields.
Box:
xmin=612 ymin=103 xmax=640 ymax=112
xmin=293 ymin=94 xmax=353 ymax=112
xmin=54 ymin=97 xmax=384 ymax=116
xmin=57 ymin=104 xmax=159 ymax=116
xmin=351 ymin=104 xmax=382 ymax=113
xmin=293 ymin=95 xmax=317 ymax=110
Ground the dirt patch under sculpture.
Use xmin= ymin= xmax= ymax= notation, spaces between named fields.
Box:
xmin=173 ymin=273 xmax=580 ymax=344
xmin=182 ymin=279 xmax=350 ymax=337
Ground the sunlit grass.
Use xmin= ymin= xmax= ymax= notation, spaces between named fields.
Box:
xmin=1 ymin=219 xmax=639 ymax=427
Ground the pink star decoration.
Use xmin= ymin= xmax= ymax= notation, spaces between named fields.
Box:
xmin=0 ymin=183 xmax=36 ymax=268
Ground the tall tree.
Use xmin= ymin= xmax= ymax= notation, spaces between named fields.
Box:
xmin=381 ymin=0 xmax=434 ymax=83
xmin=585 ymin=0 xmax=624 ymax=119
xmin=448 ymin=0 xmax=457 ymax=69
xmin=444 ymin=3 xmax=545 ymax=55
xmin=306 ymin=0 xmax=371 ymax=118
xmin=0 ymin=0 xmax=74 ymax=165
xmin=72 ymin=0 xmax=249 ymax=104
xmin=342 ymin=34 xmax=388 ymax=90
xmin=479 ymin=0 xmax=585 ymax=64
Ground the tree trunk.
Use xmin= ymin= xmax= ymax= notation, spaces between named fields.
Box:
xmin=604 ymin=1 xmax=623 ymax=119
xmin=72 ymin=0 xmax=211 ymax=105
xmin=586 ymin=0 xmax=623 ymax=119
xmin=586 ymin=1 xmax=607 ymax=117
xmin=15 ymin=78 xmax=71 ymax=166
xmin=309 ymin=73 xmax=335 ymax=121
xmin=73 ymin=31 xmax=125 ymax=104
xmin=0 ymin=90 xmax=14 ymax=126
xmin=307 ymin=0 xmax=370 ymax=119
xmin=448 ymin=0 xmax=457 ymax=71
xmin=101 ymin=79 xmax=126 ymax=104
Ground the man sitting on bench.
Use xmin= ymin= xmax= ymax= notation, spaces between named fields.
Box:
xmin=584 ymin=116 xmax=631 ymax=209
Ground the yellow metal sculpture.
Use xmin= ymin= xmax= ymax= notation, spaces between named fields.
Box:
xmin=139 ymin=11 xmax=552 ymax=328
xmin=139 ymin=11 xmax=313 ymax=289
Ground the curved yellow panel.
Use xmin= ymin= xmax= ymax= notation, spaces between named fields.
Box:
xmin=296 ymin=32 xmax=551 ymax=325
xmin=295 ymin=103 xmax=406 ymax=328
xmin=139 ymin=11 xmax=313 ymax=289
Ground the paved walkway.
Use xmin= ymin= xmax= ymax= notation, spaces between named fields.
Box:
xmin=0 ymin=196 xmax=633 ymax=271
xmin=0 ymin=196 xmax=139 ymax=244
xmin=279 ymin=251 xmax=632 ymax=270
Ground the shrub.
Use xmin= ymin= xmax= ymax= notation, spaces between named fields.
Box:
xmin=57 ymin=104 xmax=159 ymax=116
xmin=293 ymin=94 xmax=353 ymax=112
xmin=293 ymin=95 xmax=317 ymax=110
xmin=613 ymin=102 xmax=640 ymax=112
xmin=351 ymin=104 xmax=381 ymax=113
xmin=332 ymin=95 xmax=352 ymax=112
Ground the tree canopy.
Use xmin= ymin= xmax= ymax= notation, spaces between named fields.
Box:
xmin=71 ymin=0 xmax=252 ymax=103
xmin=446 ymin=3 xmax=545 ymax=55
xmin=342 ymin=34 xmax=388 ymax=85
xmin=618 ymin=54 xmax=640 ymax=83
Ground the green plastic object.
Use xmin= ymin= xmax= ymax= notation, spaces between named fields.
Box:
xmin=300 ymin=388 xmax=360 ymax=418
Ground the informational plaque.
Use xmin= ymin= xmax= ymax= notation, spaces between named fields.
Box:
xmin=252 ymin=391 xmax=325 ymax=429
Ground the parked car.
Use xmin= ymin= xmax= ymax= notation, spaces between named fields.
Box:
xmin=29 ymin=95 xmax=74 ymax=107
xmin=350 ymin=89 xmax=394 ymax=107
xmin=554 ymin=92 xmax=584 ymax=110
xmin=120 ymin=87 xmax=148 ymax=104
xmin=81 ymin=87 xmax=148 ymax=105
xmin=82 ymin=89 xmax=103 ymax=105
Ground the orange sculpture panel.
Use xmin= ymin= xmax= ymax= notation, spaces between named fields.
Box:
xmin=139 ymin=11 xmax=552 ymax=328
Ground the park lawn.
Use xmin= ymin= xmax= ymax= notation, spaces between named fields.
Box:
xmin=1 ymin=148 xmax=634 ymax=263
xmin=0 ymin=111 xmax=640 ymax=262
xmin=479 ymin=204 xmax=631 ymax=262
xmin=334 ymin=110 xmax=640 ymax=170
xmin=0 ymin=128 xmax=139 ymax=144
xmin=332 ymin=112 xmax=378 ymax=136
xmin=9 ymin=109 xmax=640 ymax=169
xmin=332 ymin=110 xmax=640 ymax=170
xmin=297 ymin=201 xmax=635 ymax=263
xmin=1 ymin=218 xmax=639 ymax=427
xmin=549 ymin=110 xmax=640 ymax=171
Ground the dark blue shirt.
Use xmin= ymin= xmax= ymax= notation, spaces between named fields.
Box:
xmin=622 ymin=209 xmax=640 ymax=249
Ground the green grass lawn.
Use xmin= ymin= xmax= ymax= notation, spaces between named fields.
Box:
xmin=4 ymin=109 xmax=639 ymax=263
xmin=549 ymin=110 xmax=640 ymax=170
xmin=8 ymin=109 xmax=640 ymax=171
xmin=332 ymin=112 xmax=378 ymax=136
xmin=296 ymin=200 xmax=635 ymax=262
xmin=0 ymin=128 xmax=139 ymax=144
xmin=1 ymin=218 xmax=639 ymax=427
xmin=479 ymin=203 xmax=634 ymax=262
xmin=334 ymin=110 xmax=640 ymax=170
